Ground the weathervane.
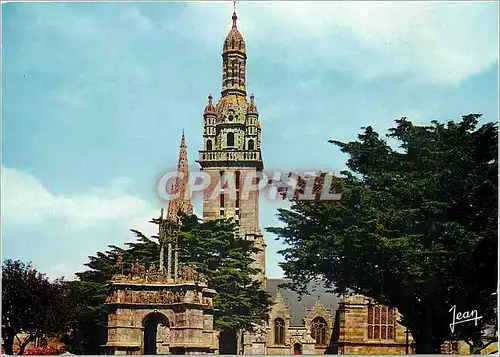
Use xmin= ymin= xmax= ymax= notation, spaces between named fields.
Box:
xmin=233 ymin=0 xmax=236 ymax=13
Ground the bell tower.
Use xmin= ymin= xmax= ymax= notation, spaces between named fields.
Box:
xmin=197 ymin=6 xmax=266 ymax=286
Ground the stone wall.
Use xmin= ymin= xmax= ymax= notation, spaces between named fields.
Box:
xmin=337 ymin=294 xmax=413 ymax=355
xmin=202 ymin=166 xmax=265 ymax=284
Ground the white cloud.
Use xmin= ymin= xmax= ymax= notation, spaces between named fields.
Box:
xmin=1 ymin=165 xmax=153 ymax=229
xmin=45 ymin=263 xmax=86 ymax=281
xmin=16 ymin=2 xmax=497 ymax=86
xmin=1 ymin=165 xmax=179 ymax=281
xmin=121 ymin=7 xmax=153 ymax=33
xmin=175 ymin=1 xmax=498 ymax=85
xmin=126 ymin=209 xmax=162 ymax=243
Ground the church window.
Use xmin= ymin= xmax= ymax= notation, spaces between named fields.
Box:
xmin=227 ymin=132 xmax=234 ymax=147
xmin=311 ymin=317 xmax=327 ymax=345
xmin=367 ymin=305 xmax=396 ymax=340
xmin=248 ymin=139 xmax=255 ymax=150
xmin=274 ymin=318 xmax=285 ymax=345
xmin=206 ymin=139 xmax=212 ymax=151
xmin=228 ymin=115 xmax=233 ymax=122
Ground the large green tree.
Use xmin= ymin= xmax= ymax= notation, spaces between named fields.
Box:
xmin=64 ymin=231 xmax=163 ymax=354
xmin=2 ymin=260 xmax=73 ymax=355
xmin=66 ymin=214 xmax=271 ymax=354
xmin=179 ymin=215 xmax=272 ymax=353
xmin=268 ymin=115 xmax=498 ymax=353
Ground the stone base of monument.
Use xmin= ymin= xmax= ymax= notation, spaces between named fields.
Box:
xmin=103 ymin=272 xmax=217 ymax=355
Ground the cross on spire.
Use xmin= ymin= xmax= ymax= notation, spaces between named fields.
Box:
xmin=232 ymin=0 xmax=238 ymax=28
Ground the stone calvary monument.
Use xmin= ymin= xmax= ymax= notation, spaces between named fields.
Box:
xmin=103 ymin=134 xmax=218 ymax=355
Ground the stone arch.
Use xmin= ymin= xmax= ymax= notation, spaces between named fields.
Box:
xmin=143 ymin=312 xmax=169 ymax=355
xmin=293 ymin=342 xmax=302 ymax=354
xmin=247 ymin=139 xmax=255 ymax=150
xmin=206 ymin=139 xmax=212 ymax=151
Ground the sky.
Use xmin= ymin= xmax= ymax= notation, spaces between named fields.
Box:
xmin=2 ymin=1 xmax=499 ymax=280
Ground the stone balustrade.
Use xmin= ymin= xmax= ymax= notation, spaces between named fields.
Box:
xmin=198 ymin=150 xmax=260 ymax=162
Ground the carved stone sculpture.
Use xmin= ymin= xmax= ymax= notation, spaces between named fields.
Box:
xmin=125 ymin=289 xmax=132 ymax=303
xmin=193 ymin=292 xmax=201 ymax=303
xmin=254 ymin=328 xmax=267 ymax=343
xmin=132 ymin=260 xmax=139 ymax=275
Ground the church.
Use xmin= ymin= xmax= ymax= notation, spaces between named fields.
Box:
xmin=195 ymin=7 xmax=413 ymax=355
xmin=104 ymin=5 xmax=414 ymax=355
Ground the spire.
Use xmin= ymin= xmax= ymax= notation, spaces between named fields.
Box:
xmin=222 ymin=2 xmax=247 ymax=97
xmin=167 ymin=131 xmax=193 ymax=220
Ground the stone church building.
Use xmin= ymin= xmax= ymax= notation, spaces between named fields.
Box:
xmin=195 ymin=7 xmax=413 ymax=355
xmin=104 ymin=5 xmax=415 ymax=355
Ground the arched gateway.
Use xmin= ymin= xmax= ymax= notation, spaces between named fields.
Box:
xmin=143 ymin=313 xmax=169 ymax=355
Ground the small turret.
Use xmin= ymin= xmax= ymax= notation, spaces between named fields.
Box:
xmin=247 ymin=93 xmax=259 ymax=115
xmin=204 ymin=94 xmax=216 ymax=116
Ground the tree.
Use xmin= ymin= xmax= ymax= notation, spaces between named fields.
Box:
xmin=268 ymin=115 xmax=498 ymax=353
xmin=179 ymin=215 xmax=272 ymax=352
xmin=64 ymin=232 xmax=159 ymax=354
xmin=2 ymin=260 xmax=73 ymax=355
xmin=60 ymin=280 xmax=109 ymax=355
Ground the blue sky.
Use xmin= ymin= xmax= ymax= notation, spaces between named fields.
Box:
xmin=2 ymin=1 xmax=498 ymax=279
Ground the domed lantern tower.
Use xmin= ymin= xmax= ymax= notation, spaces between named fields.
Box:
xmin=197 ymin=6 xmax=266 ymax=286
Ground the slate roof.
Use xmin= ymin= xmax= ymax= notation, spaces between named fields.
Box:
xmin=266 ymin=278 xmax=343 ymax=327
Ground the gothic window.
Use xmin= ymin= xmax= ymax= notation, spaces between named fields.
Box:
xmin=274 ymin=318 xmax=285 ymax=345
xmin=311 ymin=317 xmax=327 ymax=345
xmin=227 ymin=132 xmax=234 ymax=147
xmin=206 ymin=139 xmax=212 ymax=151
xmin=367 ymin=305 xmax=396 ymax=340
xmin=248 ymin=139 xmax=255 ymax=150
